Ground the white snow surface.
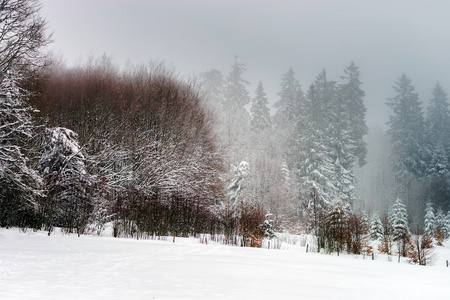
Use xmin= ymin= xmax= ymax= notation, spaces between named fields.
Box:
xmin=1 ymin=228 xmax=450 ymax=299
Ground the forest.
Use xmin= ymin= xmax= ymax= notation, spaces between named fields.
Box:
xmin=1 ymin=0 xmax=450 ymax=260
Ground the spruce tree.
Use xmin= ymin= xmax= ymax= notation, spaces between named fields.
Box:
xmin=224 ymin=56 xmax=250 ymax=112
xmin=427 ymin=82 xmax=450 ymax=149
xmin=370 ymin=211 xmax=383 ymax=240
xmin=273 ymin=68 xmax=303 ymax=129
xmin=250 ymin=81 xmax=271 ymax=133
xmin=294 ymin=78 xmax=337 ymax=207
xmin=387 ymin=74 xmax=427 ymax=220
xmin=338 ymin=62 xmax=368 ymax=167
xmin=200 ymin=68 xmax=226 ymax=110
xmin=387 ymin=74 xmax=427 ymax=179
xmin=223 ymin=57 xmax=251 ymax=153
xmin=389 ymin=199 xmax=410 ymax=256
xmin=425 ymin=83 xmax=450 ymax=211
xmin=435 ymin=208 xmax=447 ymax=237
xmin=424 ymin=201 xmax=435 ymax=235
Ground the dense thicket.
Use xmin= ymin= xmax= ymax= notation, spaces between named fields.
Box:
xmin=25 ymin=62 xmax=226 ymax=237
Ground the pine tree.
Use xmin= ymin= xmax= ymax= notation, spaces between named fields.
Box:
xmin=424 ymin=201 xmax=435 ymax=235
xmin=224 ymin=57 xmax=250 ymax=110
xmin=370 ymin=211 xmax=383 ymax=240
xmin=389 ymin=199 xmax=410 ymax=256
xmin=338 ymin=62 xmax=368 ymax=167
xmin=445 ymin=211 xmax=450 ymax=239
xmin=387 ymin=74 xmax=427 ymax=179
xmin=387 ymin=74 xmax=427 ymax=221
xmin=0 ymin=70 xmax=42 ymax=227
xmin=250 ymin=81 xmax=271 ymax=133
xmin=427 ymin=82 xmax=450 ymax=149
xmin=223 ymin=57 xmax=251 ymax=154
xmin=295 ymin=81 xmax=337 ymax=207
xmin=434 ymin=208 xmax=447 ymax=236
xmin=273 ymin=68 xmax=303 ymax=129
xmin=425 ymin=83 xmax=450 ymax=210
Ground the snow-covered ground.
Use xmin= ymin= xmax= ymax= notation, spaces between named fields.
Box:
xmin=1 ymin=228 xmax=449 ymax=300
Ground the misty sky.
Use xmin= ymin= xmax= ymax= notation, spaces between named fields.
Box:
xmin=40 ymin=0 xmax=450 ymax=127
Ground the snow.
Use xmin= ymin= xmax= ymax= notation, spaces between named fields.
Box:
xmin=1 ymin=229 xmax=450 ymax=299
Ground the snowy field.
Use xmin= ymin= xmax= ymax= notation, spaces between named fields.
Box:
xmin=1 ymin=229 xmax=450 ymax=300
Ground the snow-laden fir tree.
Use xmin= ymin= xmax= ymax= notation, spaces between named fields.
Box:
xmin=329 ymin=62 xmax=369 ymax=204
xmin=425 ymin=83 xmax=450 ymax=210
xmin=445 ymin=211 xmax=450 ymax=239
xmin=424 ymin=201 xmax=435 ymax=235
xmin=386 ymin=74 xmax=427 ymax=222
xmin=224 ymin=57 xmax=250 ymax=110
xmin=0 ymin=70 xmax=42 ymax=227
xmin=293 ymin=71 xmax=338 ymax=208
xmin=223 ymin=57 xmax=251 ymax=150
xmin=250 ymin=81 xmax=271 ymax=133
xmin=273 ymin=68 xmax=303 ymax=130
xmin=389 ymin=199 xmax=410 ymax=256
xmin=434 ymin=208 xmax=447 ymax=238
xmin=200 ymin=69 xmax=226 ymax=109
xmin=338 ymin=62 xmax=368 ymax=167
xmin=370 ymin=211 xmax=383 ymax=240
xmin=427 ymin=141 xmax=449 ymax=177
xmin=38 ymin=127 xmax=97 ymax=235
xmin=387 ymin=74 xmax=427 ymax=179
xmin=427 ymin=82 xmax=450 ymax=150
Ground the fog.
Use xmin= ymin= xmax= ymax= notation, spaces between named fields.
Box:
xmin=35 ymin=0 xmax=450 ymax=224
xmin=40 ymin=0 xmax=450 ymax=127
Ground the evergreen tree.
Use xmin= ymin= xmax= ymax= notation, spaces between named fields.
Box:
xmin=446 ymin=211 xmax=450 ymax=239
xmin=434 ymin=208 xmax=447 ymax=237
xmin=424 ymin=201 xmax=435 ymax=235
xmin=370 ymin=211 xmax=383 ymax=240
xmin=223 ymin=57 xmax=251 ymax=155
xmin=200 ymin=69 xmax=226 ymax=114
xmin=273 ymin=68 xmax=303 ymax=129
xmin=294 ymin=77 xmax=337 ymax=207
xmin=224 ymin=57 xmax=250 ymax=110
xmin=0 ymin=70 xmax=42 ymax=227
xmin=425 ymin=83 xmax=450 ymax=211
xmin=389 ymin=199 xmax=410 ymax=256
xmin=338 ymin=62 xmax=368 ymax=167
xmin=250 ymin=81 xmax=271 ymax=133
xmin=387 ymin=74 xmax=427 ymax=220
xmin=387 ymin=74 xmax=427 ymax=179
xmin=427 ymin=82 xmax=450 ymax=149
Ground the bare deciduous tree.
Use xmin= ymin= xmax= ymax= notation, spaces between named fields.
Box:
xmin=0 ymin=0 xmax=51 ymax=75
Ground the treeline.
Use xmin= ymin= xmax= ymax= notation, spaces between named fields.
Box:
xmin=200 ymin=61 xmax=368 ymax=233
xmin=200 ymin=59 xmax=450 ymax=251
xmin=2 ymin=0 xmax=450 ymax=252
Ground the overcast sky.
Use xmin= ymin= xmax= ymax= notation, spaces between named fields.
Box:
xmin=40 ymin=0 xmax=450 ymax=127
